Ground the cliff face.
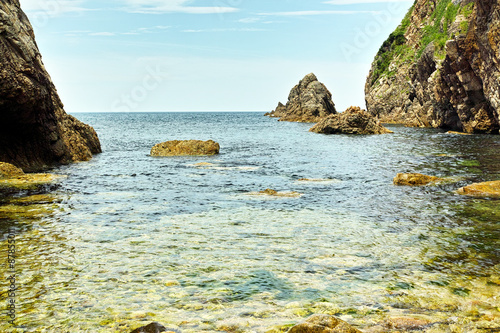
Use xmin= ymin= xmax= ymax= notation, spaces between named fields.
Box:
xmin=266 ymin=73 xmax=337 ymax=123
xmin=0 ymin=0 xmax=101 ymax=172
xmin=365 ymin=0 xmax=500 ymax=134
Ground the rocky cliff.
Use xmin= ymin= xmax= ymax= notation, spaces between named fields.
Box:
xmin=365 ymin=0 xmax=500 ymax=134
xmin=266 ymin=73 xmax=337 ymax=122
xmin=0 ymin=0 xmax=101 ymax=172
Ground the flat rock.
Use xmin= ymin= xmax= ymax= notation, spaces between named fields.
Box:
xmin=151 ymin=140 xmax=220 ymax=157
xmin=457 ymin=180 xmax=500 ymax=197
xmin=288 ymin=314 xmax=362 ymax=333
xmin=446 ymin=131 xmax=472 ymax=135
xmin=310 ymin=106 xmax=393 ymax=135
xmin=266 ymin=73 xmax=337 ymax=123
xmin=0 ymin=173 xmax=66 ymax=190
xmin=393 ymin=173 xmax=441 ymax=186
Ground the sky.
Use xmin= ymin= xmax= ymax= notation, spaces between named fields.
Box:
xmin=20 ymin=0 xmax=414 ymax=112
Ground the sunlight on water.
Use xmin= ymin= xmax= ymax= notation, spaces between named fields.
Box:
xmin=1 ymin=113 xmax=499 ymax=332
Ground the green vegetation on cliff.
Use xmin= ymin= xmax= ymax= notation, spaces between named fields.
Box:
xmin=370 ymin=6 xmax=413 ymax=85
xmin=370 ymin=0 xmax=475 ymax=85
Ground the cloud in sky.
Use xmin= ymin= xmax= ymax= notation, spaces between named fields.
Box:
xmin=258 ymin=10 xmax=381 ymax=16
xmin=182 ymin=28 xmax=267 ymax=33
xmin=121 ymin=0 xmax=239 ymax=14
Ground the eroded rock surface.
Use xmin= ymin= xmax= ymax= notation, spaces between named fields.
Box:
xmin=310 ymin=106 xmax=393 ymax=135
xmin=266 ymin=73 xmax=337 ymax=123
xmin=393 ymin=173 xmax=442 ymax=186
xmin=365 ymin=0 xmax=500 ymax=134
xmin=457 ymin=180 xmax=500 ymax=197
xmin=150 ymin=140 xmax=220 ymax=156
xmin=0 ymin=0 xmax=101 ymax=172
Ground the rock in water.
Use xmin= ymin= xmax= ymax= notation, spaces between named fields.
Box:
xmin=0 ymin=0 xmax=101 ymax=172
xmin=393 ymin=173 xmax=442 ymax=186
xmin=310 ymin=106 xmax=393 ymax=134
xmin=130 ymin=322 xmax=171 ymax=333
xmin=288 ymin=314 xmax=362 ymax=333
xmin=150 ymin=140 xmax=220 ymax=156
xmin=457 ymin=180 xmax=500 ymax=197
xmin=365 ymin=0 xmax=500 ymax=134
xmin=266 ymin=73 xmax=337 ymax=123
xmin=0 ymin=162 xmax=25 ymax=179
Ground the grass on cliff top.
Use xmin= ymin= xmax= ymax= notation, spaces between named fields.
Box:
xmin=370 ymin=0 xmax=474 ymax=86
xmin=370 ymin=5 xmax=413 ymax=85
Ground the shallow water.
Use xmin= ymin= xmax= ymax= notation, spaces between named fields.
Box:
xmin=1 ymin=112 xmax=499 ymax=332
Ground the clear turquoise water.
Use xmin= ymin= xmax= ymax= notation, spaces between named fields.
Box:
xmin=1 ymin=112 xmax=499 ymax=332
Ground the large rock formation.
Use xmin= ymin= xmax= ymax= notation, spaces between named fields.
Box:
xmin=0 ymin=0 xmax=101 ymax=172
xmin=310 ymin=106 xmax=393 ymax=134
xmin=365 ymin=0 xmax=500 ymax=134
xmin=266 ymin=73 xmax=337 ymax=122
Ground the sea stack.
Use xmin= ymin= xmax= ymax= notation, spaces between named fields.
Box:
xmin=0 ymin=0 xmax=101 ymax=172
xmin=266 ymin=73 xmax=337 ymax=123
xmin=365 ymin=0 xmax=500 ymax=134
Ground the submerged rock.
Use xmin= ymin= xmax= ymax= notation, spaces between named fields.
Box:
xmin=151 ymin=140 xmax=220 ymax=156
xmin=247 ymin=188 xmax=302 ymax=198
xmin=266 ymin=73 xmax=337 ymax=123
xmin=457 ymin=180 xmax=500 ymax=197
xmin=393 ymin=173 xmax=442 ymax=186
xmin=0 ymin=0 xmax=101 ymax=171
xmin=288 ymin=314 xmax=362 ymax=333
xmin=310 ymin=106 xmax=393 ymax=135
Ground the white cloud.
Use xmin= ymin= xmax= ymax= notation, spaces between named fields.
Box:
xmin=258 ymin=10 xmax=381 ymax=16
xmin=121 ymin=0 xmax=239 ymax=14
xmin=238 ymin=17 xmax=261 ymax=23
xmin=323 ymin=0 xmax=412 ymax=4
xmin=182 ymin=28 xmax=267 ymax=33
xmin=89 ymin=32 xmax=116 ymax=36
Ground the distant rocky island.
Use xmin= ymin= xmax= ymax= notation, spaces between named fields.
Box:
xmin=265 ymin=73 xmax=337 ymax=123
xmin=365 ymin=0 xmax=500 ymax=134
xmin=266 ymin=74 xmax=392 ymax=135
xmin=0 ymin=0 xmax=101 ymax=172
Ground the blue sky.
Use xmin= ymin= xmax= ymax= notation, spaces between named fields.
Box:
xmin=21 ymin=0 xmax=413 ymax=112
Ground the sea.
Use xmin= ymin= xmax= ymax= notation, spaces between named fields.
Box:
xmin=1 ymin=112 xmax=499 ymax=332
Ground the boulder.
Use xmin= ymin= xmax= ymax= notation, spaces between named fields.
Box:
xmin=130 ymin=322 xmax=171 ymax=333
xmin=457 ymin=180 xmax=500 ymax=197
xmin=288 ymin=314 xmax=362 ymax=333
xmin=266 ymin=73 xmax=337 ymax=123
xmin=310 ymin=106 xmax=393 ymax=135
xmin=393 ymin=173 xmax=441 ymax=186
xmin=150 ymin=140 xmax=220 ymax=157
xmin=0 ymin=162 xmax=25 ymax=179
xmin=0 ymin=0 xmax=101 ymax=172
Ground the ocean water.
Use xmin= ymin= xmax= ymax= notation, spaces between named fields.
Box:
xmin=1 ymin=112 xmax=500 ymax=332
